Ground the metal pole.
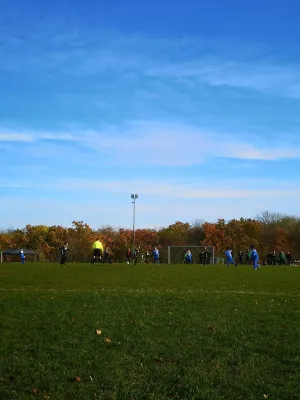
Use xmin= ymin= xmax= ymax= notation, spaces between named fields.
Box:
xmin=132 ymin=198 xmax=136 ymax=250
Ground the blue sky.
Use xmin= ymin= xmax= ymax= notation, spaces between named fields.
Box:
xmin=1 ymin=0 xmax=300 ymax=229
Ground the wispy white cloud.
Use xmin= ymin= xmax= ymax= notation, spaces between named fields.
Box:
xmin=1 ymin=23 xmax=300 ymax=99
xmin=39 ymin=133 xmax=80 ymax=141
xmin=83 ymin=121 xmax=300 ymax=164
xmin=0 ymin=176 xmax=299 ymax=228
xmin=145 ymin=58 xmax=300 ymax=98
xmin=0 ymin=122 xmax=298 ymax=165
xmin=0 ymin=133 xmax=33 ymax=142
xmin=1 ymin=176 xmax=299 ymax=200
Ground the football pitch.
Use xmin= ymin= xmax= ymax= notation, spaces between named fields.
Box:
xmin=0 ymin=263 xmax=299 ymax=400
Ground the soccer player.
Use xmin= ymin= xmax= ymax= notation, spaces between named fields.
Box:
xmin=59 ymin=242 xmax=70 ymax=265
xmin=185 ymin=249 xmax=193 ymax=264
xmin=125 ymin=248 xmax=131 ymax=264
xmin=250 ymin=244 xmax=260 ymax=270
xmin=153 ymin=247 xmax=160 ymax=264
xmin=92 ymin=238 xmax=103 ymax=264
xmin=224 ymin=247 xmax=237 ymax=267
xmin=103 ymin=247 xmax=111 ymax=264
xmin=20 ymin=249 xmax=25 ymax=264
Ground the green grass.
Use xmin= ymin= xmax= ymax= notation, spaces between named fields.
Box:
xmin=0 ymin=263 xmax=300 ymax=400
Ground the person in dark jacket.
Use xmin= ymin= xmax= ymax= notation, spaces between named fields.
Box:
xmin=133 ymin=246 xmax=140 ymax=265
xmin=203 ymin=247 xmax=210 ymax=265
xmin=145 ymin=249 xmax=150 ymax=264
xmin=60 ymin=242 xmax=70 ymax=265
xmin=286 ymin=252 xmax=292 ymax=265
xmin=239 ymin=250 xmax=243 ymax=264
xmin=103 ymin=247 xmax=111 ymax=264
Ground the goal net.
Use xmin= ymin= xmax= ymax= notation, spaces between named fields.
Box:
xmin=167 ymin=246 xmax=215 ymax=264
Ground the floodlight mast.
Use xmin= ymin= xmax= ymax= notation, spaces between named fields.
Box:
xmin=131 ymin=194 xmax=138 ymax=251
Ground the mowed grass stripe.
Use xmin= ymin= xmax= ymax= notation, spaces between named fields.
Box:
xmin=1 ymin=287 xmax=300 ymax=297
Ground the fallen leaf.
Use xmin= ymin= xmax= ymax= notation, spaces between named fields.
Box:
xmin=263 ymin=395 xmax=269 ymax=399
xmin=74 ymin=376 xmax=81 ymax=382
xmin=105 ymin=338 xmax=111 ymax=344
xmin=206 ymin=324 xmax=217 ymax=333
xmin=31 ymin=388 xmax=39 ymax=395
xmin=96 ymin=329 xmax=102 ymax=335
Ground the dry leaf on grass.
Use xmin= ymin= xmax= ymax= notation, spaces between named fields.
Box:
xmin=96 ymin=329 xmax=102 ymax=335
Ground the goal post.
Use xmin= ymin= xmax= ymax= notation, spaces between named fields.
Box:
xmin=167 ymin=245 xmax=215 ymax=265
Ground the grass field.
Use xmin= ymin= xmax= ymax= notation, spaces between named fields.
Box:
xmin=0 ymin=263 xmax=300 ymax=400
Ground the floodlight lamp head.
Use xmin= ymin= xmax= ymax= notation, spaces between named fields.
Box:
xmin=131 ymin=194 xmax=134 ymax=198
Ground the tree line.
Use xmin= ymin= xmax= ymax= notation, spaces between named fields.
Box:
xmin=0 ymin=211 xmax=299 ymax=262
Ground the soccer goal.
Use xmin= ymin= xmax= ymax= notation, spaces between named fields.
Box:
xmin=167 ymin=246 xmax=215 ymax=265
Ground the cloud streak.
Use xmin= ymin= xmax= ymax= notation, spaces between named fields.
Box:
xmin=0 ymin=133 xmax=33 ymax=142
xmin=1 ymin=176 xmax=299 ymax=200
xmin=0 ymin=122 xmax=299 ymax=166
xmin=1 ymin=24 xmax=300 ymax=99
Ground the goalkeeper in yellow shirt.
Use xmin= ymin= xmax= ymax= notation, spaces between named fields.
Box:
xmin=92 ymin=238 xmax=104 ymax=264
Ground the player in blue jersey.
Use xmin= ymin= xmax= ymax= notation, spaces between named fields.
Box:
xmin=224 ymin=247 xmax=237 ymax=267
xmin=185 ymin=250 xmax=193 ymax=264
xmin=20 ymin=249 xmax=25 ymax=264
xmin=153 ymin=247 xmax=160 ymax=264
xmin=250 ymin=244 xmax=260 ymax=270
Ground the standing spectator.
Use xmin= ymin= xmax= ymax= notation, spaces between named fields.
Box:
xmin=133 ymin=245 xmax=140 ymax=265
xmin=239 ymin=250 xmax=243 ymax=264
xmin=267 ymin=252 xmax=273 ymax=265
xmin=153 ymin=247 xmax=160 ymax=264
xmin=20 ymin=249 xmax=25 ymax=265
xmin=279 ymin=251 xmax=287 ymax=265
xmin=199 ymin=251 xmax=204 ymax=264
xmin=125 ymin=248 xmax=131 ymax=264
xmin=245 ymin=249 xmax=251 ymax=264
xmin=92 ymin=238 xmax=104 ymax=264
xmin=272 ymin=251 xmax=277 ymax=265
xmin=145 ymin=249 xmax=150 ymax=264
xmin=203 ymin=247 xmax=210 ymax=265
xmin=286 ymin=252 xmax=292 ymax=265
xmin=60 ymin=242 xmax=70 ymax=265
